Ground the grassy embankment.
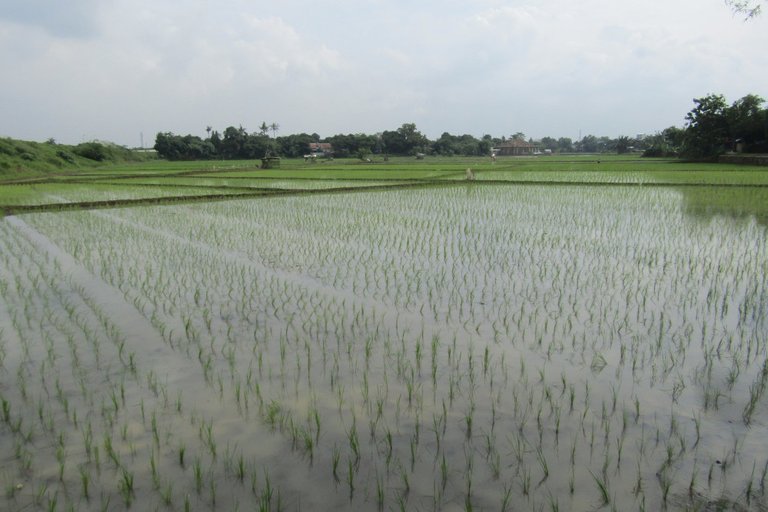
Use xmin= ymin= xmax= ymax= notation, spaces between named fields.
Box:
xmin=0 ymin=137 xmax=155 ymax=181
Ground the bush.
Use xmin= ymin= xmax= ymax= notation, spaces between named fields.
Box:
xmin=73 ymin=142 xmax=110 ymax=161
xmin=642 ymin=146 xmax=677 ymax=158
xmin=0 ymin=139 xmax=15 ymax=156
xmin=56 ymin=150 xmax=76 ymax=164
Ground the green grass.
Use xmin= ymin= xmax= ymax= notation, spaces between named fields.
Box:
xmin=1 ymin=153 xmax=767 ymax=214
xmin=0 ymin=137 xmax=154 ymax=180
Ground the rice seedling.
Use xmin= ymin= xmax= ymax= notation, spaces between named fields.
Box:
xmin=440 ymin=453 xmax=448 ymax=490
xmin=658 ymin=469 xmax=672 ymax=505
xmin=535 ymin=445 xmax=549 ymax=482
xmin=45 ymin=491 xmax=58 ymax=512
xmin=1 ymin=397 xmax=10 ymax=424
xmin=161 ymin=481 xmax=173 ymax=507
xmin=118 ymin=468 xmax=135 ymax=507
xmin=756 ymin=458 xmax=768 ymax=496
xmin=210 ymin=475 xmax=217 ymax=505
xmin=236 ymin=453 xmax=246 ymax=482
xmin=590 ymin=469 xmax=610 ymax=506
xmin=193 ymin=457 xmax=203 ymax=494
xmin=332 ymin=445 xmax=341 ymax=482
xmin=79 ymin=465 xmax=90 ymax=500
xmin=521 ymin=466 xmax=532 ymax=496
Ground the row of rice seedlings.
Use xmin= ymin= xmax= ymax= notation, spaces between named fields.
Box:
xmin=108 ymin=190 xmax=760 ymax=390
xmin=0 ymin=220 xmax=139 ymax=509
xmin=1 ymin=217 xmax=297 ymax=511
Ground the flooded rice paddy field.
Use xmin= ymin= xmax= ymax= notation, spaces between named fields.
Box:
xmin=84 ymin=177 xmax=408 ymax=191
xmin=0 ymin=184 xmax=767 ymax=511
xmin=0 ymin=182 xmax=246 ymax=206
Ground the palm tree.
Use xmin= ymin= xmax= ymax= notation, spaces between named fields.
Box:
xmin=270 ymin=122 xmax=280 ymax=138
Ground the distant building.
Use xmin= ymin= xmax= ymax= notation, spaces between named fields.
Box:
xmin=496 ymin=139 xmax=539 ymax=156
xmin=308 ymin=142 xmax=333 ymax=158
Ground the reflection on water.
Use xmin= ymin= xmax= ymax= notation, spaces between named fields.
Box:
xmin=1 ymin=184 xmax=766 ymax=512
xmin=679 ymin=186 xmax=768 ymax=226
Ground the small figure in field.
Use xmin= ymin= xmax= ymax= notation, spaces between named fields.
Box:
xmin=491 ymin=153 xmax=497 ymax=163
xmin=465 ymin=168 xmax=476 ymax=181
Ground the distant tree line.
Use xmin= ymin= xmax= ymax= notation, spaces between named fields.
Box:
xmin=154 ymin=94 xmax=767 ymax=161
xmin=154 ymin=125 xmax=622 ymax=161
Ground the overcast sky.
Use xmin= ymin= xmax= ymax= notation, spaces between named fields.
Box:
xmin=0 ymin=0 xmax=766 ymax=146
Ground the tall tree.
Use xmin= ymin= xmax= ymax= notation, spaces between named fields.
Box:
xmin=276 ymin=133 xmax=318 ymax=158
xmin=726 ymin=94 xmax=766 ymax=149
xmin=557 ymin=137 xmax=573 ymax=152
xmin=221 ymin=126 xmax=249 ymax=159
xmin=681 ymin=94 xmax=767 ymax=158
xmin=381 ymin=123 xmax=428 ymax=155
xmin=324 ymin=133 xmax=378 ymax=158
xmin=577 ymin=135 xmax=599 ymax=153
xmin=539 ymin=137 xmax=558 ymax=152
xmin=616 ymin=136 xmax=631 ymax=154
xmin=682 ymin=94 xmax=729 ymax=158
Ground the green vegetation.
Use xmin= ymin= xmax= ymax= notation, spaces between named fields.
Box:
xmin=681 ymin=93 xmax=767 ymax=158
xmin=2 ymin=154 xmax=768 ymax=217
xmin=149 ymin=93 xmax=767 ymax=163
xmin=0 ymin=155 xmax=767 ymax=511
xmin=0 ymin=137 xmax=154 ymax=180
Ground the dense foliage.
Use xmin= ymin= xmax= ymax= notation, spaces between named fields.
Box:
xmin=153 ymin=125 xmax=645 ymax=161
xmin=146 ymin=92 xmax=765 ymax=162
xmin=681 ymin=94 xmax=767 ymax=159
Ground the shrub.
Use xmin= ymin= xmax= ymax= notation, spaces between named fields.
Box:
xmin=73 ymin=142 xmax=110 ymax=161
xmin=0 ymin=139 xmax=15 ymax=156
xmin=56 ymin=150 xmax=76 ymax=164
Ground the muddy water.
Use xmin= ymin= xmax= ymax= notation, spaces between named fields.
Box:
xmin=1 ymin=185 xmax=767 ymax=511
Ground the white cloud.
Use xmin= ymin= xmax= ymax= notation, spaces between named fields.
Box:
xmin=0 ymin=0 xmax=766 ymax=144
